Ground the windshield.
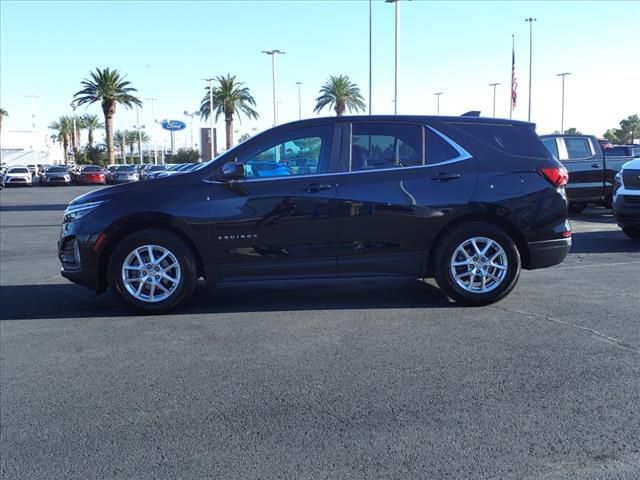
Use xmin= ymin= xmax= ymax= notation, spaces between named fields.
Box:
xmin=9 ymin=167 xmax=29 ymax=174
xmin=82 ymin=166 xmax=102 ymax=172
xmin=48 ymin=167 xmax=68 ymax=173
xmin=117 ymin=166 xmax=136 ymax=172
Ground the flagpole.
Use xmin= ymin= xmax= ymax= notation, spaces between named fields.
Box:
xmin=510 ymin=34 xmax=514 ymax=120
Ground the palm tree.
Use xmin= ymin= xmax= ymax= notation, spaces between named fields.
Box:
xmin=81 ymin=114 xmax=104 ymax=148
xmin=125 ymin=130 xmax=139 ymax=163
xmin=113 ymin=130 xmax=127 ymax=163
xmin=49 ymin=116 xmax=74 ymax=162
xmin=313 ymin=75 xmax=366 ymax=116
xmin=620 ymin=114 xmax=640 ymax=144
xmin=0 ymin=108 xmax=7 ymax=132
xmin=72 ymin=67 xmax=142 ymax=163
xmin=136 ymin=130 xmax=151 ymax=162
xmin=199 ymin=74 xmax=259 ymax=150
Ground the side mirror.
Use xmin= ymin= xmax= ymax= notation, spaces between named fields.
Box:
xmin=220 ymin=161 xmax=246 ymax=180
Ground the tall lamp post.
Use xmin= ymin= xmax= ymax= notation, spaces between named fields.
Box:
xmin=145 ymin=97 xmax=159 ymax=164
xmin=296 ymin=82 xmax=302 ymax=120
xmin=70 ymin=103 xmax=78 ymax=162
xmin=369 ymin=0 xmax=372 ymax=114
xmin=525 ymin=17 xmax=537 ymax=122
xmin=434 ymin=92 xmax=443 ymax=115
xmin=489 ymin=82 xmax=500 ymax=117
xmin=262 ymin=50 xmax=285 ymax=126
xmin=385 ymin=0 xmax=400 ymax=114
xmin=556 ymin=72 xmax=571 ymax=134
xmin=183 ymin=110 xmax=199 ymax=149
xmin=202 ymin=78 xmax=216 ymax=157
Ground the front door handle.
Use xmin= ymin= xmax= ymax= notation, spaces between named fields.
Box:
xmin=431 ymin=173 xmax=462 ymax=181
xmin=303 ymin=183 xmax=332 ymax=193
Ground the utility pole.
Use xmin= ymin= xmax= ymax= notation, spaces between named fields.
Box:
xmin=145 ymin=97 xmax=159 ymax=164
xmin=262 ymin=50 xmax=286 ymax=126
xmin=25 ymin=95 xmax=40 ymax=167
xmin=296 ymin=82 xmax=302 ymax=120
xmin=556 ymin=72 xmax=571 ymax=133
xmin=525 ymin=17 xmax=537 ymax=122
xmin=434 ymin=92 xmax=443 ymax=115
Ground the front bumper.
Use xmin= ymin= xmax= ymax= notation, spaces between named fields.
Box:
xmin=526 ymin=237 xmax=572 ymax=270
xmin=613 ymin=190 xmax=640 ymax=228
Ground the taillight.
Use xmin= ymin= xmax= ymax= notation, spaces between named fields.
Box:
xmin=539 ymin=166 xmax=569 ymax=187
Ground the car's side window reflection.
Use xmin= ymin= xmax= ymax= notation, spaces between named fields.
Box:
xmin=351 ymin=123 xmax=423 ymax=171
xmin=237 ymin=126 xmax=332 ymax=178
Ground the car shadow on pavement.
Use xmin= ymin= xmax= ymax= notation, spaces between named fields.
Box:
xmin=570 ymin=230 xmax=640 ymax=254
xmin=0 ymin=278 xmax=452 ymax=321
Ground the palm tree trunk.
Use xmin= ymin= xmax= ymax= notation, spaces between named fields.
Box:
xmin=335 ymin=101 xmax=345 ymax=117
xmin=88 ymin=129 xmax=94 ymax=148
xmin=63 ymin=134 xmax=69 ymax=163
xmin=121 ymin=144 xmax=125 ymax=163
xmin=103 ymin=102 xmax=115 ymax=164
xmin=137 ymin=140 xmax=142 ymax=162
xmin=225 ymin=114 xmax=233 ymax=150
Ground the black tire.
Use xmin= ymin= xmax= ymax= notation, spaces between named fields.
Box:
xmin=568 ymin=202 xmax=587 ymax=214
xmin=108 ymin=229 xmax=197 ymax=314
xmin=434 ymin=222 xmax=521 ymax=306
xmin=622 ymin=226 xmax=640 ymax=240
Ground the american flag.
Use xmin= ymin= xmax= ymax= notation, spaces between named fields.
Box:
xmin=511 ymin=44 xmax=518 ymax=110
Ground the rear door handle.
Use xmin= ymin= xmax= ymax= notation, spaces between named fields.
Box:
xmin=303 ymin=183 xmax=332 ymax=193
xmin=591 ymin=163 xmax=601 ymax=168
xmin=431 ymin=173 xmax=462 ymax=181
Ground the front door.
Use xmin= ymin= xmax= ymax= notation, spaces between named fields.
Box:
xmin=208 ymin=124 xmax=340 ymax=280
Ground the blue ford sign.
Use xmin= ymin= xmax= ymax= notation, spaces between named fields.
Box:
xmin=161 ymin=119 xmax=187 ymax=131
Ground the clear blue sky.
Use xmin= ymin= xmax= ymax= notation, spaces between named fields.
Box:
xmin=1 ymin=0 xmax=638 ymax=148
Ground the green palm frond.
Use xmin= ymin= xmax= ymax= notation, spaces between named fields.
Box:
xmin=72 ymin=67 xmax=142 ymax=110
xmin=199 ymin=74 xmax=259 ymax=123
xmin=314 ymin=75 xmax=366 ymax=116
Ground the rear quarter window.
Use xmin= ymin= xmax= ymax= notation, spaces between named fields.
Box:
xmin=446 ymin=122 xmax=548 ymax=157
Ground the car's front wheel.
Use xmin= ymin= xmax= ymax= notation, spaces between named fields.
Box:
xmin=108 ymin=229 xmax=197 ymax=314
xmin=622 ymin=226 xmax=640 ymax=240
xmin=434 ymin=222 xmax=521 ymax=306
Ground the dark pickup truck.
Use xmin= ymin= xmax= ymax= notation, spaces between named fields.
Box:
xmin=539 ymin=134 xmax=634 ymax=213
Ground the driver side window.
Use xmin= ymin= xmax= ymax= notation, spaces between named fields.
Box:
xmin=237 ymin=126 xmax=332 ymax=178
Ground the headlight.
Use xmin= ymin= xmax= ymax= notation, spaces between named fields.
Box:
xmin=614 ymin=173 xmax=623 ymax=190
xmin=63 ymin=200 xmax=106 ymax=223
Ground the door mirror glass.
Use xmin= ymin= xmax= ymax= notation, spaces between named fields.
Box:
xmin=220 ymin=161 xmax=246 ymax=180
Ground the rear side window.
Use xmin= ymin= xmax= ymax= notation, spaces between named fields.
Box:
xmin=426 ymin=128 xmax=461 ymax=164
xmin=564 ymin=138 xmax=594 ymax=159
xmin=351 ymin=123 xmax=422 ymax=171
xmin=541 ymin=137 xmax=559 ymax=159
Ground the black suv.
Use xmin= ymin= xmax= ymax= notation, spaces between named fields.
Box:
xmin=59 ymin=116 xmax=571 ymax=313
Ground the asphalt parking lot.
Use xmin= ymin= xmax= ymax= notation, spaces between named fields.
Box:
xmin=1 ymin=184 xmax=639 ymax=479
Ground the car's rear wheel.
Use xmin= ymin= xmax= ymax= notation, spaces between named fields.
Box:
xmin=434 ymin=222 xmax=521 ymax=306
xmin=108 ymin=229 xmax=197 ymax=314
xmin=622 ymin=226 xmax=640 ymax=240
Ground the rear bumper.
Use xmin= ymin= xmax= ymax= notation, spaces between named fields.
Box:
xmin=525 ymin=237 xmax=571 ymax=270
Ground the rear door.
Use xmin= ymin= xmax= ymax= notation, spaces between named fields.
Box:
xmin=557 ymin=136 xmax=604 ymax=202
xmin=334 ymin=121 xmax=477 ymax=277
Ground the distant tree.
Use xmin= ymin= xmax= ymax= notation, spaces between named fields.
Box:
xmin=619 ymin=114 xmax=640 ymax=144
xmin=84 ymin=145 xmax=108 ymax=166
xmin=0 ymin=108 xmax=7 ymax=131
xmin=564 ymin=127 xmax=582 ymax=135
xmin=125 ymin=130 xmax=138 ymax=162
xmin=603 ymin=128 xmax=621 ymax=144
xmin=237 ymin=132 xmax=251 ymax=143
xmin=81 ymin=114 xmax=104 ymax=147
xmin=72 ymin=67 xmax=142 ymax=164
xmin=166 ymin=148 xmax=200 ymax=164
xmin=113 ymin=130 xmax=127 ymax=162
xmin=314 ymin=75 xmax=366 ymax=116
xmin=135 ymin=130 xmax=151 ymax=162
xmin=200 ymin=74 xmax=259 ymax=151
xmin=49 ymin=116 xmax=74 ymax=161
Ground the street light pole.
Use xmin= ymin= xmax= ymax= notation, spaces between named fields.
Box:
xmin=385 ymin=0 xmax=400 ymax=114
xmin=525 ymin=17 xmax=537 ymax=122
xmin=262 ymin=50 xmax=285 ymax=126
xmin=369 ymin=0 xmax=372 ymax=115
xmin=296 ymin=82 xmax=302 ymax=120
xmin=145 ymin=97 xmax=159 ymax=164
xmin=556 ymin=72 xmax=571 ymax=133
xmin=434 ymin=92 xmax=443 ymax=115
xmin=489 ymin=83 xmax=500 ymax=117
xmin=183 ymin=110 xmax=198 ymax=149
